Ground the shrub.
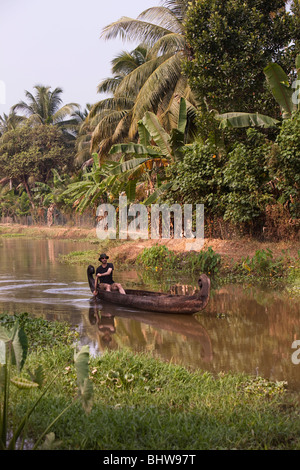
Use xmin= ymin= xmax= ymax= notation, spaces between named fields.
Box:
xmin=268 ymin=113 xmax=300 ymax=219
xmin=222 ymin=130 xmax=273 ymax=225
xmin=136 ymin=244 xmax=178 ymax=270
xmin=184 ymin=246 xmax=221 ymax=275
xmin=167 ymin=141 xmax=226 ymax=216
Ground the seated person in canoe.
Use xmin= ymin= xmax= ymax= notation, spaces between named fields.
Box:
xmin=93 ymin=253 xmax=126 ymax=295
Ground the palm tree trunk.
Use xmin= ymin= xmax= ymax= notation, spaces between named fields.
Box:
xmin=23 ymin=178 xmax=35 ymax=209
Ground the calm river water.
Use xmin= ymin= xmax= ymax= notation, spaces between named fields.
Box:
xmin=0 ymin=237 xmax=299 ymax=391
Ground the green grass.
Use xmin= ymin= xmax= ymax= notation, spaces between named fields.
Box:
xmin=58 ymin=249 xmax=99 ymax=265
xmin=1 ymin=313 xmax=300 ymax=450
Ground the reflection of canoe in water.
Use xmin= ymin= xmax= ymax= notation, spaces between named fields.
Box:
xmin=87 ymin=265 xmax=210 ymax=314
xmin=88 ymin=303 xmax=213 ymax=362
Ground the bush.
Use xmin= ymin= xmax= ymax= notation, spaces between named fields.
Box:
xmin=184 ymin=246 xmax=221 ymax=275
xmin=137 ymin=244 xmax=178 ymax=270
xmin=167 ymin=141 xmax=226 ymax=216
xmin=222 ymin=130 xmax=273 ymax=224
xmin=238 ymin=248 xmax=300 ymax=278
xmin=268 ymin=113 xmax=300 ymax=219
xmin=137 ymin=244 xmax=221 ymax=276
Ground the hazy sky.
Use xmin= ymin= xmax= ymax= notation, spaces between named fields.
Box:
xmin=0 ymin=0 xmax=160 ymax=115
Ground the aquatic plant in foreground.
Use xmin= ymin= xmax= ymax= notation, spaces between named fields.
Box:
xmin=0 ymin=319 xmax=93 ymax=450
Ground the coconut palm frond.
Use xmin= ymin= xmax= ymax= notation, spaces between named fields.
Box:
xmin=162 ymin=0 xmax=190 ymax=23
xmin=150 ymin=32 xmax=186 ymax=56
xmin=114 ymin=55 xmax=168 ymax=98
xmin=11 ymin=85 xmax=79 ymax=130
xmin=97 ymin=76 xmax=124 ymax=94
xmin=53 ymin=103 xmax=80 ymax=123
xmin=138 ymin=6 xmax=184 ymax=33
xmin=128 ymin=54 xmax=183 ymax=139
xmin=110 ymin=111 xmax=133 ymax=144
xmin=88 ymin=97 xmax=134 ymax=119
xmin=111 ymin=47 xmax=149 ymax=75
xmin=91 ymin=111 xmax=126 ymax=151
xmin=0 ymin=110 xmax=26 ymax=134
xmin=101 ymin=17 xmax=171 ymax=46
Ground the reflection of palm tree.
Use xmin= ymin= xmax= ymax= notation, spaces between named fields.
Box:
xmin=12 ymin=85 xmax=79 ymax=129
xmin=90 ymin=0 xmax=196 ymax=158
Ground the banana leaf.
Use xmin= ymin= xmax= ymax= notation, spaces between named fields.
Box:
xmin=216 ymin=112 xmax=280 ymax=129
xmin=137 ymin=120 xmax=150 ymax=147
xmin=177 ymin=97 xmax=187 ymax=134
xmin=125 ymin=179 xmax=137 ymax=202
xmin=142 ymin=112 xmax=173 ymax=159
xmin=143 ymin=182 xmax=173 ymax=206
xmin=109 ymin=142 xmax=163 ymax=156
xmin=108 ymin=157 xmax=151 ymax=175
xmin=264 ymin=62 xmax=294 ymax=117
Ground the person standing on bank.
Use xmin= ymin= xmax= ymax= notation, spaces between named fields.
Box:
xmin=93 ymin=253 xmax=126 ymax=296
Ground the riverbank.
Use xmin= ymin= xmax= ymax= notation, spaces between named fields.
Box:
xmin=0 ymin=222 xmax=299 ymax=265
xmin=1 ymin=313 xmax=300 ymax=450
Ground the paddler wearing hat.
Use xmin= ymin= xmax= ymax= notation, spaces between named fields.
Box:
xmin=93 ymin=253 xmax=126 ymax=296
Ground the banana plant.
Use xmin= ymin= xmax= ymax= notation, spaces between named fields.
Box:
xmin=62 ymin=153 xmax=127 ymax=212
xmin=0 ymin=320 xmax=93 ymax=450
xmin=108 ymin=97 xmax=188 ymax=204
xmin=215 ymin=54 xmax=300 ymax=129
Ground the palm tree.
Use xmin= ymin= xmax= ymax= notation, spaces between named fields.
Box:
xmin=88 ymin=44 xmax=152 ymax=159
xmin=98 ymin=44 xmax=150 ymax=94
xmin=73 ymin=104 xmax=96 ymax=168
xmin=108 ymin=97 xmax=189 ymax=204
xmin=90 ymin=0 xmax=196 ymax=157
xmin=65 ymin=99 xmax=189 ymax=213
xmin=0 ymin=110 xmax=25 ymax=136
xmin=12 ymin=85 xmax=79 ymax=128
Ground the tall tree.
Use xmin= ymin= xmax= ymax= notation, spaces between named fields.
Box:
xmin=0 ymin=110 xmax=25 ymax=136
xmin=0 ymin=124 xmax=74 ymax=207
xmin=88 ymin=45 xmax=151 ymax=159
xmin=184 ymin=0 xmax=300 ymax=139
xmin=12 ymin=85 xmax=79 ymax=129
xmin=90 ymin=0 xmax=196 ymax=158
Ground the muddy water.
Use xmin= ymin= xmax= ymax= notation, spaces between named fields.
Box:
xmin=0 ymin=237 xmax=299 ymax=391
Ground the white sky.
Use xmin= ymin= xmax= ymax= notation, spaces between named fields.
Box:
xmin=0 ymin=0 xmax=160 ymax=115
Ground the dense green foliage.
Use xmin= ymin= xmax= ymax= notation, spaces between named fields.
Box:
xmin=0 ymin=124 xmax=74 ymax=183
xmin=270 ymin=112 xmax=300 ymax=218
xmin=0 ymin=314 xmax=92 ymax=450
xmin=0 ymin=0 xmax=299 ymax=238
xmin=137 ymin=243 xmax=221 ymax=275
xmin=168 ymin=113 xmax=300 ymax=231
xmin=0 ymin=124 xmax=74 ymax=210
xmin=184 ymin=0 xmax=299 ymax=122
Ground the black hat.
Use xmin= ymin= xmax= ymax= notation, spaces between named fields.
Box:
xmin=99 ymin=253 xmax=109 ymax=261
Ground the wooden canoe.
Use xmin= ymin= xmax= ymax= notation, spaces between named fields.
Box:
xmin=87 ymin=265 xmax=210 ymax=314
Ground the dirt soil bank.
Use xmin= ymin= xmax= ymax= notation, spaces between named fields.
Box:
xmin=0 ymin=223 xmax=299 ymax=265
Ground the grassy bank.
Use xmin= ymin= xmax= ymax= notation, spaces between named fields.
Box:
xmin=0 ymin=223 xmax=98 ymax=242
xmin=1 ymin=313 xmax=300 ymax=450
xmin=59 ymin=241 xmax=300 ymax=292
xmin=1 ymin=222 xmax=299 ymax=290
